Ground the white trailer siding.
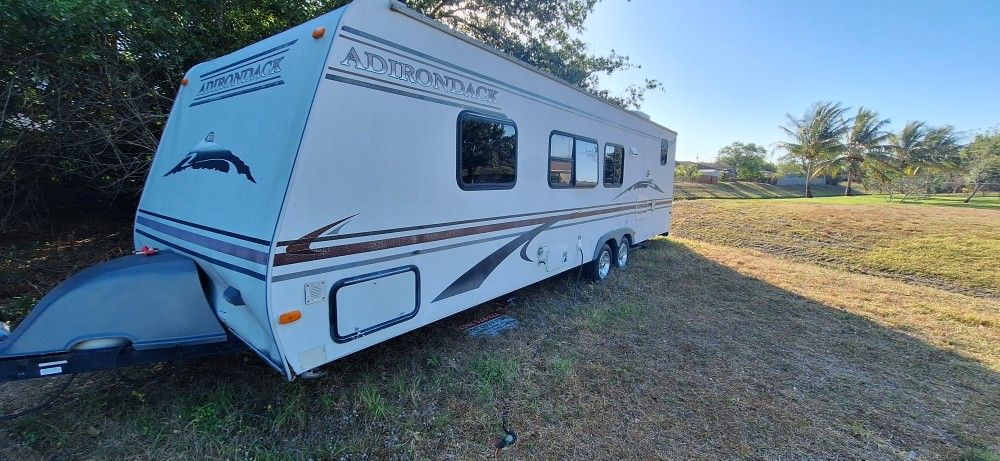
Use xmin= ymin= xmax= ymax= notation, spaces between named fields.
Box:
xmin=269 ymin=0 xmax=675 ymax=375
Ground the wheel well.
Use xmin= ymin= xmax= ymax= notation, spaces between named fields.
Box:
xmin=620 ymin=233 xmax=633 ymax=247
xmin=605 ymin=237 xmax=618 ymax=251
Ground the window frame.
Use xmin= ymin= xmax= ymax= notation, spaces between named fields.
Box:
xmin=456 ymin=111 xmax=518 ymax=191
xmin=603 ymin=142 xmax=625 ymax=188
xmin=548 ymin=130 xmax=599 ymax=189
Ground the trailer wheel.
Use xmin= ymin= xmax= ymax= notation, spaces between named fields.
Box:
xmin=615 ymin=236 xmax=631 ymax=269
xmin=589 ymin=243 xmax=613 ymax=281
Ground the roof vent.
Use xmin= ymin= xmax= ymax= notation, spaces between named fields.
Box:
xmin=629 ymin=110 xmax=651 ymax=120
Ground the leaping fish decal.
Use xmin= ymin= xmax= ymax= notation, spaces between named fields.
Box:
xmin=164 ymin=132 xmax=256 ymax=183
xmin=614 ymin=179 xmax=666 ymax=199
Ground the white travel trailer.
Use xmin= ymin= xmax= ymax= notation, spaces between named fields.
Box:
xmin=0 ymin=0 xmax=675 ymax=382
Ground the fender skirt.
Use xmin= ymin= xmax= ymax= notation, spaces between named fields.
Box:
xmin=0 ymin=251 xmax=240 ymax=382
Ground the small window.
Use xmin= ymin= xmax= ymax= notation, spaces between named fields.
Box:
xmin=604 ymin=143 xmax=624 ymax=187
xmin=549 ymin=134 xmax=573 ymax=186
xmin=660 ymin=138 xmax=671 ymax=166
xmin=457 ymin=112 xmax=517 ymax=189
xmin=548 ymin=132 xmax=598 ymax=188
xmin=575 ymin=139 xmax=599 ymax=187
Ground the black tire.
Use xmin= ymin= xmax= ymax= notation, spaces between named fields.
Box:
xmin=615 ymin=236 xmax=631 ymax=269
xmin=588 ymin=243 xmax=613 ymax=281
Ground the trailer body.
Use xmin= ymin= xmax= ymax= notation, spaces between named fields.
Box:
xmin=1 ymin=0 xmax=676 ymax=381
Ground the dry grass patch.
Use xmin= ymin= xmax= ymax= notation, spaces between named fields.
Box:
xmin=677 ymin=237 xmax=1000 ymax=372
xmin=671 ymin=198 xmax=1000 ymax=297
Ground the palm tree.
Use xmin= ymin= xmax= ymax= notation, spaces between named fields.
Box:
xmin=886 ymin=123 xmax=963 ymax=198
xmin=889 ymin=121 xmax=929 ymax=175
xmin=775 ymin=101 xmax=850 ymax=198
xmin=814 ymin=107 xmax=892 ymax=195
xmin=922 ymin=125 xmax=962 ymax=170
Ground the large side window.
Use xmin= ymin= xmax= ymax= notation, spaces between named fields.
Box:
xmin=457 ymin=112 xmax=517 ymax=190
xmin=660 ymin=138 xmax=671 ymax=166
xmin=548 ymin=132 xmax=598 ymax=188
xmin=604 ymin=143 xmax=625 ymax=187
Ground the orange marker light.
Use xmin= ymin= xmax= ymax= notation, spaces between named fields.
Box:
xmin=278 ymin=310 xmax=302 ymax=324
xmin=312 ymin=27 xmax=326 ymax=39
xmin=180 ymin=78 xmax=189 ymax=86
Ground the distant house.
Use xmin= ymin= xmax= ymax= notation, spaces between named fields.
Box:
xmin=677 ymin=161 xmax=735 ymax=183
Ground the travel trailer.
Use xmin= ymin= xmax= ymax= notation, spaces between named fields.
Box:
xmin=0 ymin=0 xmax=676 ymax=384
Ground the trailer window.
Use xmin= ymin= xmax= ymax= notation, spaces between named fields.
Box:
xmin=549 ymin=132 xmax=598 ymax=188
xmin=660 ymin=139 xmax=671 ymax=166
xmin=549 ymin=134 xmax=573 ymax=186
xmin=604 ymin=144 xmax=624 ymax=187
xmin=575 ymin=139 xmax=599 ymax=187
xmin=458 ymin=112 xmax=517 ymax=190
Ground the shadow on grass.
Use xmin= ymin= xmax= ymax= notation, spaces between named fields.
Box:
xmin=2 ymin=239 xmax=998 ymax=459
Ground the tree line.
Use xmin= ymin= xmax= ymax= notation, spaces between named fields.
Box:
xmin=0 ymin=0 xmax=660 ymax=229
xmin=686 ymin=102 xmax=999 ymax=202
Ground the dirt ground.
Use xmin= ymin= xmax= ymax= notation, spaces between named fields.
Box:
xmin=0 ymin=200 xmax=998 ymax=460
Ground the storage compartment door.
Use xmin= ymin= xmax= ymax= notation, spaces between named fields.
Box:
xmin=331 ymin=266 xmax=420 ymax=343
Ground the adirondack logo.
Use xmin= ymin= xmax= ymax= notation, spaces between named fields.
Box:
xmin=163 ymin=132 xmax=256 ymax=183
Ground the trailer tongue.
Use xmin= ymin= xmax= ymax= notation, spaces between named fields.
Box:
xmin=0 ymin=251 xmax=244 ymax=383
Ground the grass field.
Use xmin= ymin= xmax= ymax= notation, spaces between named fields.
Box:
xmin=807 ymin=193 xmax=1000 ymax=210
xmin=671 ymin=197 xmax=1000 ymax=297
xmin=673 ymin=181 xmax=852 ymax=199
xmin=1 ymin=197 xmax=998 ymax=460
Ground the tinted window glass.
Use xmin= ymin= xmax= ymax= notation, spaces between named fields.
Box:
xmin=574 ymin=139 xmax=599 ymax=187
xmin=549 ymin=134 xmax=573 ymax=186
xmin=604 ymin=144 xmax=624 ymax=187
xmin=660 ymin=138 xmax=670 ymax=166
xmin=458 ymin=114 xmax=517 ymax=188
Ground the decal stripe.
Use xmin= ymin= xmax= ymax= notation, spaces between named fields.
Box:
xmin=277 ymin=198 xmax=671 ymax=247
xmin=286 ymin=214 xmax=357 ymax=254
xmin=136 ymin=216 xmax=268 ymax=264
xmin=199 ymin=40 xmax=296 ymax=79
xmin=274 ymin=202 xmax=645 ymax=266
xmin=433 ymin=222 xmax=555 ymax=301
xmin=189 ymin=80 xmax=285 ymax=107
xmin=135 ymin=230 xmax=266 ymax=281
xmin=136 ymin=209 xmax=271 ymax=246
xmin=271 ymin=208 xmax=646 ymax=283
xmin=435 ymin=198 xmax=671 ymax=301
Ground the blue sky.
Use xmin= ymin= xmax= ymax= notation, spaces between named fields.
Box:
xmin=582 ymin=0 xmax=1000 ymax=162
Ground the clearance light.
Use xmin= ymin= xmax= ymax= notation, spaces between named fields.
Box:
xmin=278 ymin=310 xmax=302 ymax=324
xmin=312 ymin=27 xmax=326 ymax=39
xmin=181 ymin=78 xmax=189 ymax=86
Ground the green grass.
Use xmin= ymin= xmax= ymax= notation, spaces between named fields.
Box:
xmin=803 ymin=193 xmax=1000 ymax=210
xmin=357 ymin=384 xmax=392 ymax=421
xmin=674 ymin=181 xmax=852 ymax=199
xmin=468 ymin=353 xmax=521 ymax=403
xmin=962 ymin=447 xmax=1000 ymax=461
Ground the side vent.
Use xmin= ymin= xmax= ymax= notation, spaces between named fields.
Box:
xmin=304 ymin=281 xmax=327 ymax=305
